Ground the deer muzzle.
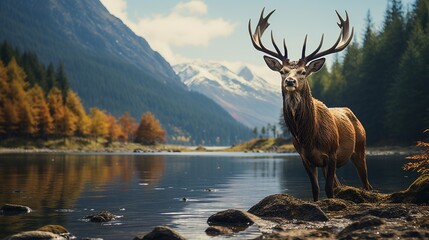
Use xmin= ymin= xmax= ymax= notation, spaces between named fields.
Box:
xmin=284 ymin=79 xmax=297 ymax=91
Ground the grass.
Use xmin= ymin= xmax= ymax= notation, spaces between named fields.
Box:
xmin=229 ymin=138 xmax=295 ymax=152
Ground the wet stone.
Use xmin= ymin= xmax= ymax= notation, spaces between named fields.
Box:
xmin=248 ymin=194 xmax=329 ymax=221
xmin=84 ymin=210 xmax=115 ymax=222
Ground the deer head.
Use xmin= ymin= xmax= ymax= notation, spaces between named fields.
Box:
xmin=249 ymin=9 xmax=353 ymax=93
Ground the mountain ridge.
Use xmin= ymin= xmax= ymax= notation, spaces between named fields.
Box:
xmin=0 ymin=0 xmax=252 ymax=145
xmin=174 ymin=62 xmax=282 ymax=128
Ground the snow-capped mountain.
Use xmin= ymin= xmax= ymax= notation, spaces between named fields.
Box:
xmin=174 ymin=62 xmax=282 ymax=128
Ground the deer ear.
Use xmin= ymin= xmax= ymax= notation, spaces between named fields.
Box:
xmin=306 ymin=58 xmax=326 ymax=75
xmin=263 ymin=56 xmax=282 ymax=71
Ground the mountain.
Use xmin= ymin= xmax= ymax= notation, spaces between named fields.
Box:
xmin=174 ymin=62 xmax=282 ymax=128
xmin=0 ymin=0 xmax=252 ymax=145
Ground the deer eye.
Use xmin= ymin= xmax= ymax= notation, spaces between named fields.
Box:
xmin=280 ymin=70 xmax=289 ymax=75
xmin=299 ymin=70 xmax=306 ymax=75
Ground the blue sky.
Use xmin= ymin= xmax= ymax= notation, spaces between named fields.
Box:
xmin=100 ymin=0 xmax=415 ymax=84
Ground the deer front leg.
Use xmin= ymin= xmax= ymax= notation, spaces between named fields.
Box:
xmin=302 ymin=159 xmax=319 ymax=201
xmin=325 ymin=156 xmax=337 ymax=198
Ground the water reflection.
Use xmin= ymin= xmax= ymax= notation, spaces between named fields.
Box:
xmin=0 ymin=153 xmax=418 ymax=239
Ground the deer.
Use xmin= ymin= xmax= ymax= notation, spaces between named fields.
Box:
xmin=249 ymin=9 xmax=372 ymax=201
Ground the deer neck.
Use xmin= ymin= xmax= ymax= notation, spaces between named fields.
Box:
xmin=282 ymin=83 xmax=317 ymax=146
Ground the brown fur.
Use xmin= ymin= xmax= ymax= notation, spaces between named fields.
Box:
xmin=249 ymin=9 xmax=371 ymax=201
xmin=282 ymin=76 xmax=372 ymax=201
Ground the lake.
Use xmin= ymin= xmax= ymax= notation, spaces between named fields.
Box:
xmin=0 ymin=152 xmax=417 ymax=239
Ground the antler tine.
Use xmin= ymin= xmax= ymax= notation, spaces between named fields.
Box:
xmin=302 ymin=10 xmax=353 ymax=63
xmin=248 ymin=8 xmax=288 ymax=61
xmin=301 ymin=35 xmax=307 ymax=59
xmin=271 ymin=31 xmax=283 ymax=58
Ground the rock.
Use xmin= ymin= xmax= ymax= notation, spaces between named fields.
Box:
xmin=205 ymin=226 xmax=234 ymax=236
xmin=316 ymin=198 xmax=350 ymax=212
xmin=84 ymin=210 xmax=115 ymax=222
xmin=390 ymin=174 xmax=429 ymax=204
xmin=195 ymin=145 xmax=206 ymax=151
xmin=334 ymin=186 xmax=387 ymax=203
xmin=134 ymin=226 xmax=186 ymax=240
xmin=254 ymin=230 xmax=333 ymax=240
xmin=0 ymin=204 xmax=32 ymax=214
xmin=248 ymin=194 xmax=329 ymax=221
xmin=4 ymin=230 xmax=65 ymax=240
xmin=367 ymin=205 xmax=409 ymax=219
xmin=338 ymin=216 xmax=384 ymax=239
xmin=37 ymin=225 xmax=69 ymax=234
xmin=207 ymin=209 xmax=255 ymax=227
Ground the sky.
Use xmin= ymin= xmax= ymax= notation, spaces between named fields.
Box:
xmin=99 ymin=0 xmax=415 ymax=86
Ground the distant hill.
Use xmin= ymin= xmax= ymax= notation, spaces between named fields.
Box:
xmin=174 ymin=62 xmax=282 ymax=128
xmin=0 ymin=0 xmax=251 ymax=145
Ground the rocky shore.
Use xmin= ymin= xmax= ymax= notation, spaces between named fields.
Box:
xmin=2 ymin=175 xmax=428 ymax=239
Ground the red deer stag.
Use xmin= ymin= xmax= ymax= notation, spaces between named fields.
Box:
xmin=249 ymin=9 xmax=372 ymax=201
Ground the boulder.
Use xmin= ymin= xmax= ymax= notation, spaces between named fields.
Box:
xmin=337 ymin=215 xmax=385 ymax=239
xmin=4 ymin=230 xmax=65 ymax=240
xmin=134 ymin=226 xmax=186 ymax=240
xmin=248 ymin=194 xmax=328 ymax=221
xmin=37 ymin=225 xmax=69 ymax=234
xmin=0 ymin=204 xmax=31 ymax=214
xmin=205 ymin=226 xmax=234 ymax=236
xmin=389 ymin=174 xmax=429 ymax=204
xmin=207 ymin=209 xmax=255 ymax=227
xmin=334 ymin=186 xmax=387 ymax=203
xmin=84 ymin=210 xmax=115 ymax=222
xmin=316 ymin=198 xmax=350 ymax=212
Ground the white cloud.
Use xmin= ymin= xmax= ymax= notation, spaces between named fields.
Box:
xmin=174 ymin=0 xmax=207 ymax=15
xmin=100 ymin=0 xmax=237 ymax=65
xmin=100 ymin=0 xmax=129 ymax=23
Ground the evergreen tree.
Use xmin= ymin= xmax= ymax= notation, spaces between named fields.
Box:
xmin=56 ymin=63 xmax=70 ymax=101
xmin=387 ymin=7 xmax=429 ymax=143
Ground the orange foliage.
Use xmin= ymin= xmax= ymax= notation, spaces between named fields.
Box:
xmin=119 ymin=112 xmax=138 ymax=142
xmin=404 ymin=130 xmax=429 ymax=174
xmin=135 ymin=112 xmax=165 ymax=145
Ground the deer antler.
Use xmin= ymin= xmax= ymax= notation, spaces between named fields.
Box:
xmin=301 ymin=11 xmax=354 ymax=64
xmin=248 ymin=8 xmax=288 ymax=61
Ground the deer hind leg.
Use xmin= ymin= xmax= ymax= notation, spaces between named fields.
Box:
xmin=351 ymin=152 xmax=373 ymax=190
xmin=324 ymin=156 xmax=337 ymax=198
xmin=302 ymin=159 xmax=320 ymax=201
xmin=323 ymin=167 xmax=341 ymax=188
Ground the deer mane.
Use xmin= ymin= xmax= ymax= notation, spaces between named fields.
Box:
xmin=283 ymin=83 xmax=318 ymax=147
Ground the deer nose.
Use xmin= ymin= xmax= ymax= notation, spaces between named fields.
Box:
xmin=285 ymin=79 xmax=296 ymax=86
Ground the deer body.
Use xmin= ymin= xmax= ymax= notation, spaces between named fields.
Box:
xmin=249 ymin=9 xmax=372 ymax=201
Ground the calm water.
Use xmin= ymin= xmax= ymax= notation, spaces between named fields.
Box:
xmin=0 ymin=152 xmax=417 ymax=239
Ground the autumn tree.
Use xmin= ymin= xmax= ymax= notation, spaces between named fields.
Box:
xmin=7 ymin=58 xmax=36 ymax=136
xmin=119 ymin=112 xmax=138 ymax=142
xmin=28 ymin=84 xmax=54 ymax=137
xmin=106 ymin=114 xmax=123 ymax=143
xmin=65 ymin=90 xmax=90 ymax=136
xmin=47 ymin=87 xmax=65 ymax=137
xmin=89 ymin=107 xmax=109 ymax=141
xmin=135 ymin=112 xmax=165 ymax=145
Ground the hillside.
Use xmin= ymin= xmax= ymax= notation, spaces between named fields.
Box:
xmin=174 ymin=62 xmax=282 ymax=128
xmin=0 ymin=0 xmax=251 ymax=145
